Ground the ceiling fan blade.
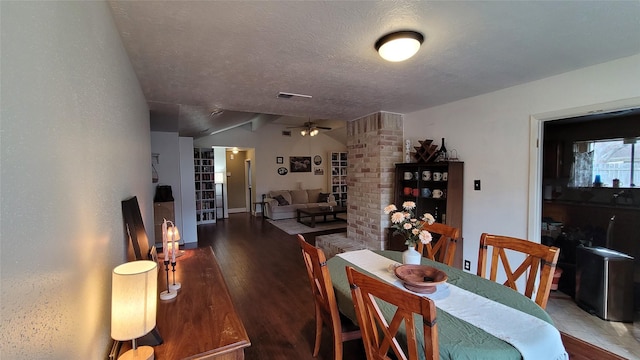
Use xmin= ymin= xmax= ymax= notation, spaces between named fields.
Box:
xmin=316 ymin=126 xmax=332 ymax=130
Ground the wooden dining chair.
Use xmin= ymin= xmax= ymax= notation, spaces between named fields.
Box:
xmin=477 ymin=233 xmax=560 ymax=309
xmin=297 ymin=235 xmax=361 ymax=360
xmin=346 ymin=266 xmax=439 ymax=360
xmin=416 ymin=222 xmax=460 ymax=267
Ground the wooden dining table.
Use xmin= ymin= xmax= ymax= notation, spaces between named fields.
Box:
xmin=327 ymin=250 xmax=566 ymax=360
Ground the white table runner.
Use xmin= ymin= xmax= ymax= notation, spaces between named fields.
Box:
xmin=338 ymin=249 xmax=568 ymax=360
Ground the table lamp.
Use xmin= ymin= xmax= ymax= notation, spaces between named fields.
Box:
xmin=111 ymin=260 xmax=158 ymax=360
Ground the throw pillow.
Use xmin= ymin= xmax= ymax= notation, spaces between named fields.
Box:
xmin=318 ymin=192 xmax=330 ymax=203
xmin=273 ymin=194 xmax=289 ymax=206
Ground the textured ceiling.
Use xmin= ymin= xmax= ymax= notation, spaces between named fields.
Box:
xmin=108 ymin=1 xmax=640 ymax=138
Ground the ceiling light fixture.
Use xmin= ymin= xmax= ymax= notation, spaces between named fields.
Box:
xmin=301 ymin=127 xmax=319 ymax=137
xmin=375 ymin=30 xmax=424 ymax=62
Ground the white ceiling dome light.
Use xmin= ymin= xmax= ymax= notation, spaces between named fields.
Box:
xmin=375 ymin=31 xmax=424 ymax=62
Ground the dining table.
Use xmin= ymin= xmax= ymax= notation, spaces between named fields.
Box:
xmin=327 ymin=249 xmax=568 ymax=360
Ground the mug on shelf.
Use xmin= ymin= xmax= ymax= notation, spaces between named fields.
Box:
xmin=403 ymin=187 xmax=412 ymax=196
xmin=432 ymin=189 xmax=444 ymax=198
xmin=422 ymin=171 xmax=431 ymax=181
xmin=421 ymin=188 xmax=432 ymax=198
xmin=442 ymin=172 xmax=448 ymax=181
xmin=404 ymin=172 xmax=413 ymax=180
xmin=412 ymin=188 xmax=420 ymax=197
xmin=433 ymin=172 xmax=443 ymax=181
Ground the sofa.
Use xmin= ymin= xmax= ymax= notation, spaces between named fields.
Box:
xmin=264 ymin=189 xmax=337 ymax=220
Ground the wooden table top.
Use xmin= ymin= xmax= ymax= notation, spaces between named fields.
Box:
xmin=297 ymin=206 xmax=347 ymax=216
xmin=154 ymin=247 xmax=250 ymax=359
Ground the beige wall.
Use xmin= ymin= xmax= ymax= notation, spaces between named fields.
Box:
xmin=404 ymin=54 xmax=640 ymax=273
xmin=195 ymin=124 xmax=347 ymax=200
xmin=1 ymin=2 xmax=151 ymax=359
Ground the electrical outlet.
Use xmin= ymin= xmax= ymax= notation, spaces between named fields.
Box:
xmin=464 ymin=260 xmax=471 ymax=271
xmin=474 ymin=180 xmax=481 ymax=191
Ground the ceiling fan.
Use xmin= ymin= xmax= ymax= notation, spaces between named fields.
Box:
xmin=287 ymin=121 xmax=332 ymax=137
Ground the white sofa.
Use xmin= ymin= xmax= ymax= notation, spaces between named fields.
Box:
xmin=264 ymin=189 xmax=337 ymax=220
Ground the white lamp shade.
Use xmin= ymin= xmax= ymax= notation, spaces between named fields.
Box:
xmin=111 ymin=260 xmax=158 ymax=341
xmin=214 ymin=172 xmax=225 ymax=184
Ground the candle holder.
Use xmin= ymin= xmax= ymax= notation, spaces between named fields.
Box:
xmin=159 ymin=259 xmax=177 ymax=300
xmin=169 ymin=260 xmax=181 ymax=291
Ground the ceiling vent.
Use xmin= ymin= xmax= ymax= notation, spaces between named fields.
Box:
xmin=277 ymin=91 xmax=312 ymax=99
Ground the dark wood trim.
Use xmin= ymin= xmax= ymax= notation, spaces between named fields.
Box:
xmin=561 ymin=332 xmax=626 ymax=360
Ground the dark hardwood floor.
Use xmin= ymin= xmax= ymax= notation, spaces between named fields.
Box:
xmin=196 ymin=213 xmax=623 ymax=360
xmin=196 ymin=213 xmax=365 ymax=360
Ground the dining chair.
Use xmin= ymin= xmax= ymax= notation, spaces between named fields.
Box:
xmin=345 ymin=266 xmax=439 ymax=360
xmin=297 ymin=235 xmax=361 ymax=360
xmin=416 ymin=222 xmax=460 ymax=267
xmin=477 ymin=233 xmax=560 ymax=309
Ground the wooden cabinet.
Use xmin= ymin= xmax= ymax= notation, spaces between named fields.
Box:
xmin=117 ymin=247 xmax=251 ymax=359
xmin=392 ymin=162 xmax=464 ymax=268
xmin=194 ymin=148 xmax=216 ymax=224
xmin=329 ymin=151 xmax=348 ymax=207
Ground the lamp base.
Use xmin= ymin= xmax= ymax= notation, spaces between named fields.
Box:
xmin=118 ymin=345 xmax=154 ymax=360
xmin=169 ymin=282 xmax=181 ymax=291
xmin=159 ymin=289 xmax=177 ymax=300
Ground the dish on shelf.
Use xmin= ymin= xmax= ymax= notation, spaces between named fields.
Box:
xmin=394 ymin=265 xmax=448 ymax=294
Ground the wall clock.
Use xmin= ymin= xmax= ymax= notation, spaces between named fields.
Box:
xmin=277 ymin=167 xmax=288 ymax=175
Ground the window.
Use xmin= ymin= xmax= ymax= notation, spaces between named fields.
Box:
xmin=570 ymin=138 xmax=638 ymax=188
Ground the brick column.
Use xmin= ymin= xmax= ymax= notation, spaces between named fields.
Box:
xmin=347 ymin=112 xmax=403 ymax=250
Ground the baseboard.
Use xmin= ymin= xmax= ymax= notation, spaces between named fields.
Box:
xmin=228 ymin=208 xmax=247 ymax=214
xmin=560 ymin=331 xmax=626 ymax=360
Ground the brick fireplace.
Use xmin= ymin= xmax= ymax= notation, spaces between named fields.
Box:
xmin=316 ymin=112 xmax=403 ymax=256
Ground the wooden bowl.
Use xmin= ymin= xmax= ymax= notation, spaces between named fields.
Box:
xmin=394 ymin=265 xmax=448 ymax=294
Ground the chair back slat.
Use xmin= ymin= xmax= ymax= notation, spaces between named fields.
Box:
xmin=417 ymin=222 xmax=460 ymax=267
xmin=298 ymin=235 xmax=361 ymax=359
xmin=346 ymin=266 xmax=439 ymax=360
xmin=477 ymin=233 xmax=560 ymax=309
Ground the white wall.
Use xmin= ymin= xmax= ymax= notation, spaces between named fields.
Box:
xmin=1 ymin=2 xmax=151 ymax=359
xmin=179 ymin=137 xmax=197 ymax=243
xmin=195 ymin=124 xmax=346 ymax=200
xmin=404 ymin=54 xmax=640 ymax=273
xmin=150 ymin=132 xmax=197 ymax=245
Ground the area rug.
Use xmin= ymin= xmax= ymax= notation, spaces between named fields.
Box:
xmin=267 ymin=217 xmax=347 ymax=235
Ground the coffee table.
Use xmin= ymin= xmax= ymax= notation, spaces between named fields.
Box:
xmin=296 ymin=206 xmax=347 ymax=228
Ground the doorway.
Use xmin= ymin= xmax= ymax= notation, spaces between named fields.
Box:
xmin=225 ymin=148 xmax=256 ymax=213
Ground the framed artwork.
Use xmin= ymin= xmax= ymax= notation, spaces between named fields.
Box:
xmin=277 ymin=167 xmax=288 ymax=175
xmin=313 ymin=155 xmax=322 ymax=165
xmin=290 ymin=156 xmax=312 ymax=172
xmin=276 ymin=156 xmax=284 ymax=164
xmin=314 ymin=168 xmax=324 ymax=175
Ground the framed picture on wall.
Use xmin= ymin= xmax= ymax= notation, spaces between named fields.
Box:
xmin=314 ymin=168 xmax=324 ymax=175
xmin=290 ymin=156 xmax=312 ymax=172
xmin=313 ymin=155 xmax=322 ymax=165
xmin=276 ymin=156 xmax=284 ymax=164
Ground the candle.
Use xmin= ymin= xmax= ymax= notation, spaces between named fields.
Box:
xmin=170 ymin=227 xmax=177 ymax=263
xmin=162 ymin=219 xmax=168 ymax=261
